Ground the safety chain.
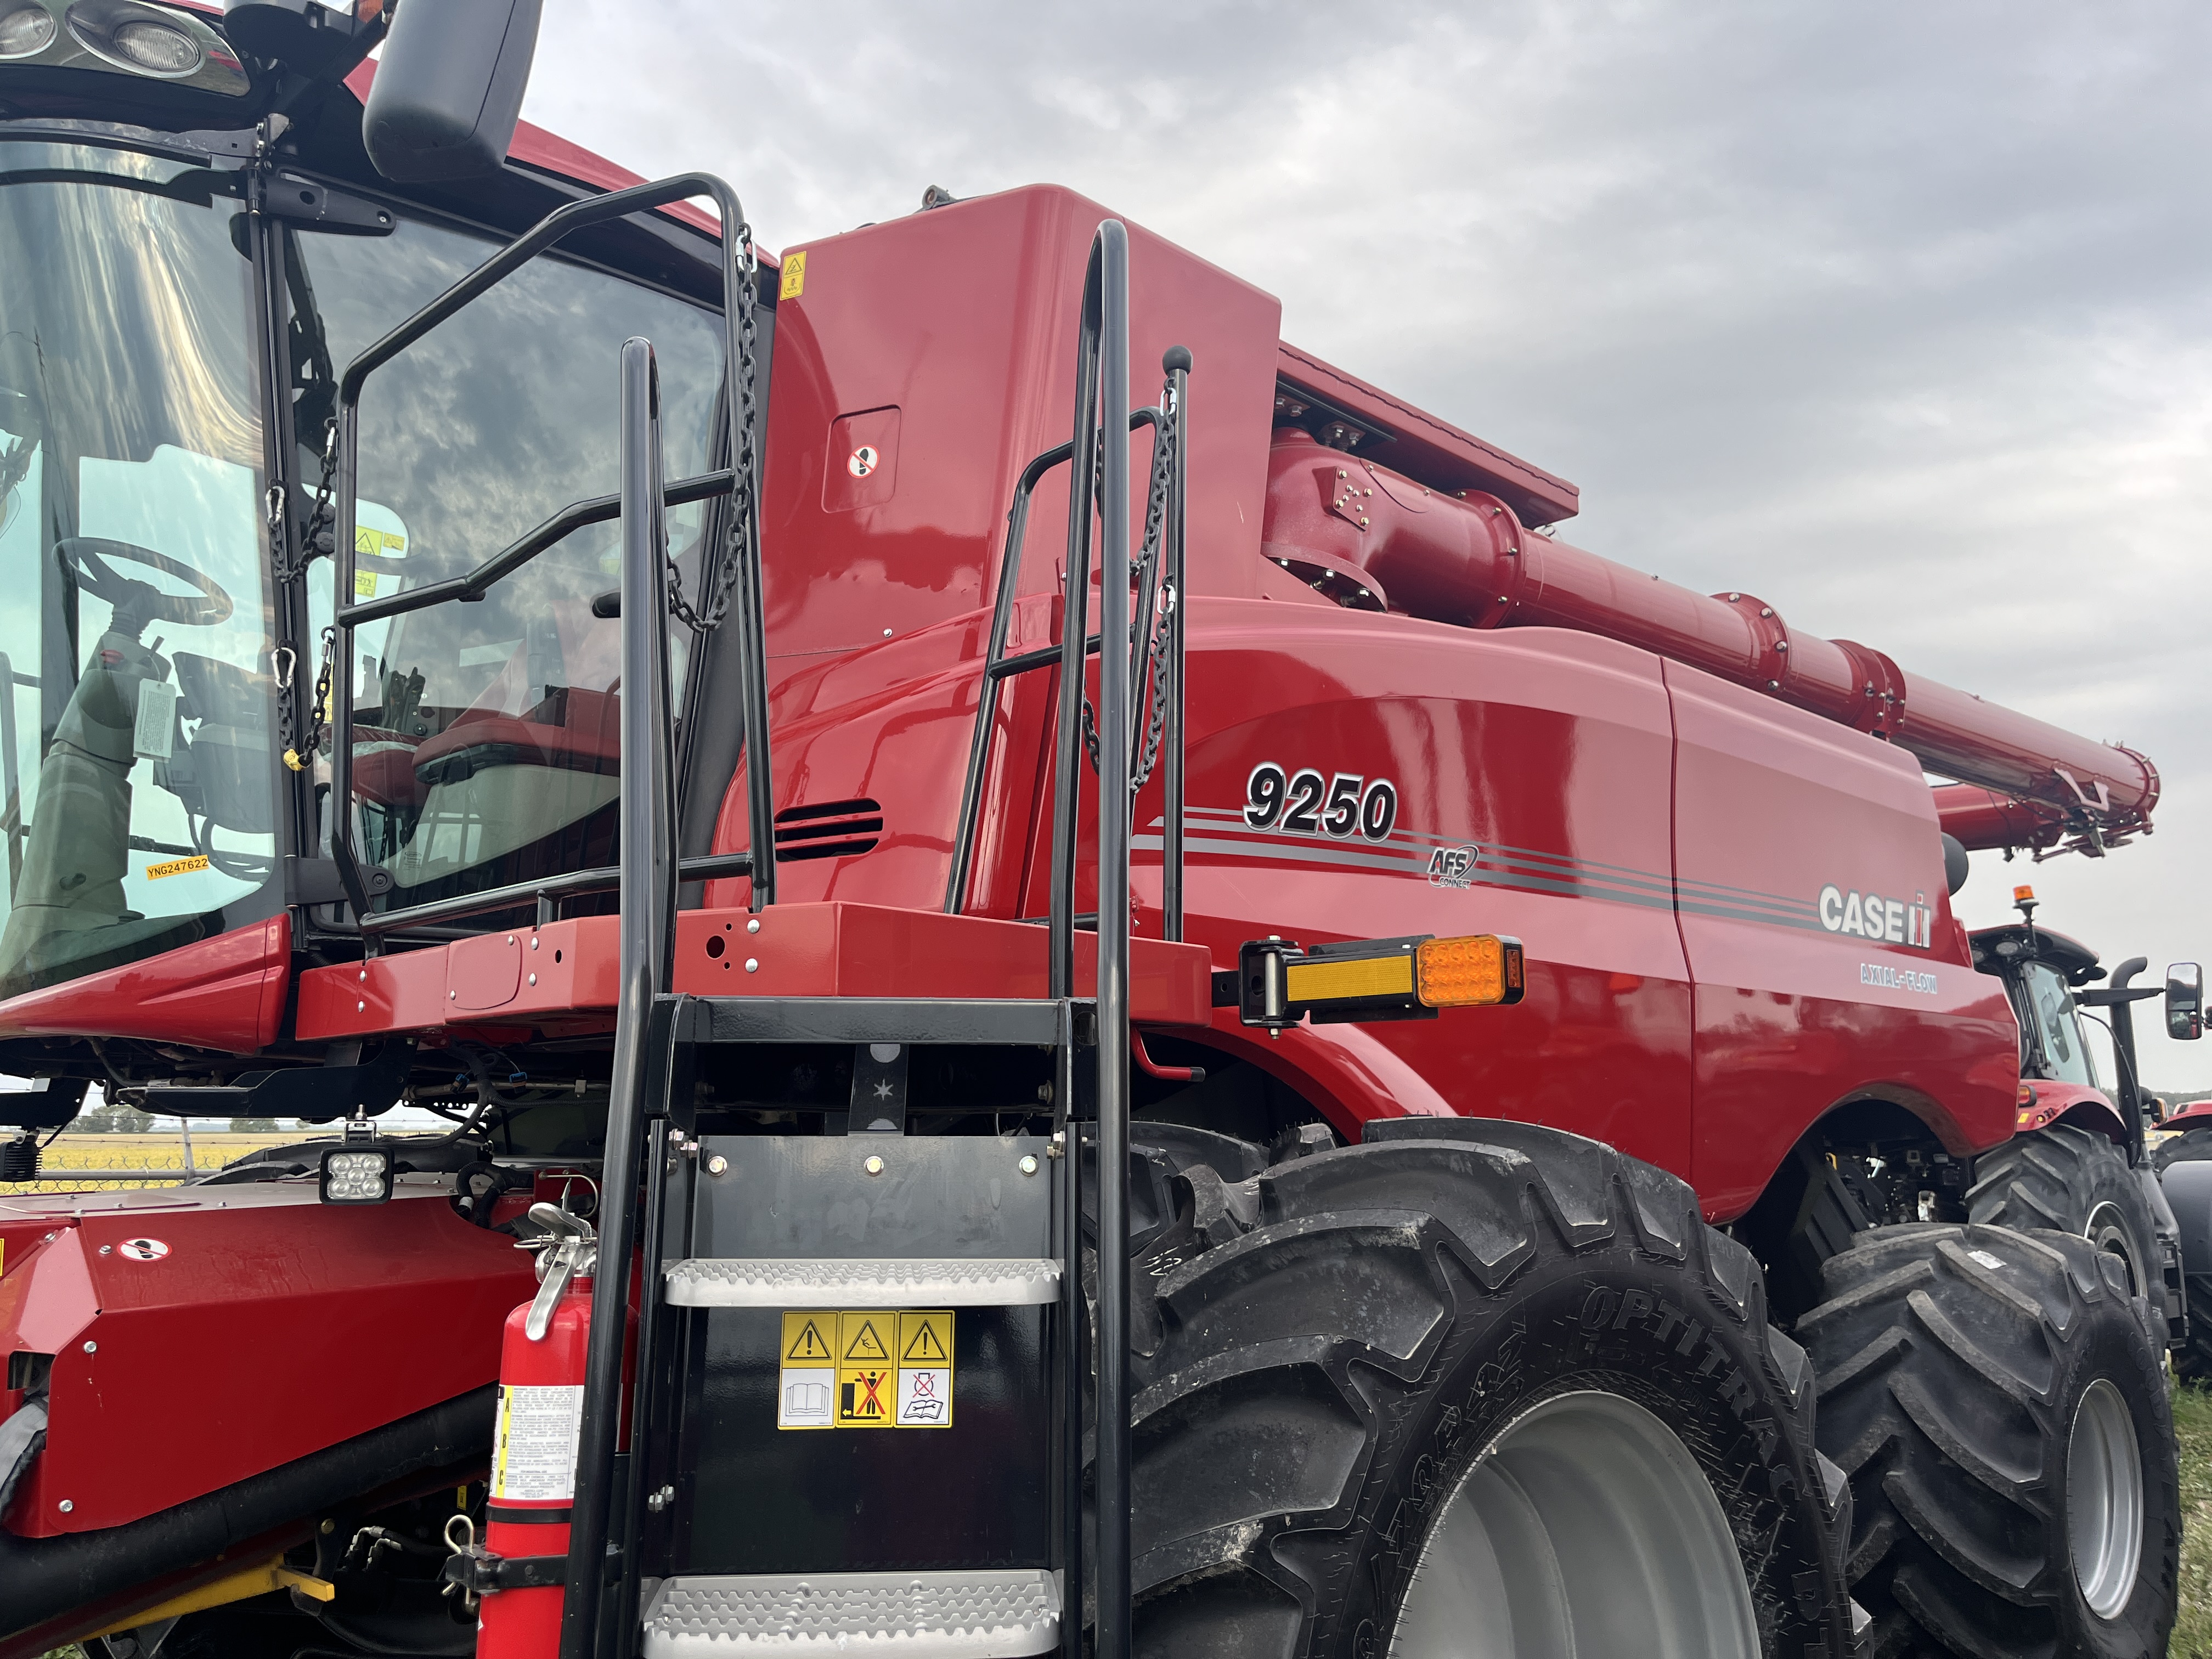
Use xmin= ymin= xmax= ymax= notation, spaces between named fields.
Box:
xmin=274 ymin=420 xmax=340 ymax=770
xmin=283 ymin=625 xmax=337 ymax=773
xmin=667 ymin=226 xmax=760 ymax=636
xmin=1081 ymin=387 xmax=1180 ymax=791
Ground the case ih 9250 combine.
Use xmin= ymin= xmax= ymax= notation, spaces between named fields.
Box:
xmin=0 ymin=2 xmax=2203 ymax=1657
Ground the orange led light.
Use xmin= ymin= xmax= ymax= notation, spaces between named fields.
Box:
xmin=1415 ymin=934 xmax=1525 ymax=1008
xmin=2013 ymin=885 xmax=2036 ymax=904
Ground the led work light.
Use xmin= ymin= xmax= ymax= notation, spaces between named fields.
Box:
xmin=320 ymin=1145 xmax=393 ymax=1205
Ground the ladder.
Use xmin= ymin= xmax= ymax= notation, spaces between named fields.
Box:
xmin=538 ymin=219 xmax=1172 ymax=1659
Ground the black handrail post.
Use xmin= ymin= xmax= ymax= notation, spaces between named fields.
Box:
xmin=1161 ymin=349 xmax=1190 ymax=943
xmin=1089 ymin=219 xmax=1135 ymax=1659
xmin=560 ymin=337 xmax=673 ymax=1659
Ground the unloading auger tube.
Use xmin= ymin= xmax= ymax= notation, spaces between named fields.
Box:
xmin=1262 ymin=429 xmax=2158 ymax=855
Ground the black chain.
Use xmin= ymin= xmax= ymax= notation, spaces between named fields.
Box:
xmin=278 ymin=420 xmax=339 ymax=771
xmin=1081 ymin=390 xmax=1179 ymax=788
xmin=668 ymin=226 xmax=760 ymax=636
xmin=284 ymin=624 xmax=337 ymax=774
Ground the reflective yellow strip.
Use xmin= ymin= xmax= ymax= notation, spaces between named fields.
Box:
xmin=1285 ymin=953 xmax=1413 ymax=1004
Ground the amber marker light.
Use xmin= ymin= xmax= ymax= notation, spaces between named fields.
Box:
xmin=1415 ymin=934 xmax=1526 ymax=1008
xmin=2013 ymin=885 xmax=2036 ymax=905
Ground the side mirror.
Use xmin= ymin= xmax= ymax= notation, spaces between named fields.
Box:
xmin=2168 ymin=962 xmax=2203 ymax=1040
xmin=361 ymin=0 xmax=543 ymax=184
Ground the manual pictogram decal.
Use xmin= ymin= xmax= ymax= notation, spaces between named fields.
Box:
xmin=777 ymin=1308 xmax=954 ymax=1430
xmin=777 ymin=1311 xmax=836 ymax=1430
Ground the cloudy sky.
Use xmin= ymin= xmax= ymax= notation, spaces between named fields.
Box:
xmin=523 ymin=2 xmax=2212 ymax=1088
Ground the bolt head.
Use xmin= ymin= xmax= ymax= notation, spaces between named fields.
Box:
xmin=528 ymin=973 xmax=538 ymax=987
xmin=58 ymin=1499 xmax=72 ymax=1513
xmin=704 ymin=1154 xmax=729 ymax=1176
xmin=83 ymin=1340 xmax=96 ymax=1354
xmin=99 ymin=1244 xmax=111 ymax=1255
xmin=357 ymin=1001 xmax=366 ymax=1013
xmin=863 ymin=1155 xmax=885 ymax=1177
xmin=746 ymin=958 xmax=759 ymax=973
xmin=747 ymin=918 xmax=760 ymax=934
xmin=1019 ymin=1154 xmax=1040 ymax=1176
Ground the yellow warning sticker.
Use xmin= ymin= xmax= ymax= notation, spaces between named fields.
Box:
xmin=778 ymin=1311 xmax=836 ymax=1429
xmin=776 ymin=1308 xmax=953 ymax=1430
xmin=778 ymin=250 xmax=806 ymax=301
xmin=784 ymin=1313 xmax=834 ymax=1363
xmin=145 ymin=855 xmax=211 ymax=881
xmin=897 ymin=1311 xmax=952 ymax=1427
xmin=837 ymin=1364 xmax=895 ymax=1427
xmin=840 ymin=1312 xmax=892 ymax=1363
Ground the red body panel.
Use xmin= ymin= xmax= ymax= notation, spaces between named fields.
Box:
xmin=0 ymin=1181 xmax=534 ymax=1535
xmin=684 ymin=187 xmax=2030 ymax=1218
xmin=295 ymin=902 xmax=1212 ymax=1042
xmin=0 ymin=913 xmax=289 ymax=1054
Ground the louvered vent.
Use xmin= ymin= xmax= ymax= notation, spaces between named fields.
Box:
xmin=772 ymin=798 xmax=884 ymax=862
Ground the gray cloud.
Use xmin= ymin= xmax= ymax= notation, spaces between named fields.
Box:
xmin=525 ymin=0 xmax=2212 ymax=1084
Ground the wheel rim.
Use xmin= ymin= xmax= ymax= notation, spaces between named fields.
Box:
xmin=2067 ymin=1378 xmax=2144 ymax=1620
xmin=1388 ymin=1389 xmax=1760 ymax=1659
xmin=2082 ymin=1201 xmax=2142 ymax=1296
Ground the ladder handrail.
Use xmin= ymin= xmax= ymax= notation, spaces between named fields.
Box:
xmin=1056 ymin=218 xmax=1137 ymax=1659
xmin=558 ymin=336 xmax=676 ymax=1659
xmin=943 ymin=407 xmax=1160 ymax=917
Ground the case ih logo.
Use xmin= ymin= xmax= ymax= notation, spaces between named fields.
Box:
xmin=1819 ymin=885 xmax=1934 ymax=949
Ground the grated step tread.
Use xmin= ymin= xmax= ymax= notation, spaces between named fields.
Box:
xmin=664 ymin=1256 xmax=1062 ymax=1308
xmin=642 ymin=1569 xmax=1059 ymax=1657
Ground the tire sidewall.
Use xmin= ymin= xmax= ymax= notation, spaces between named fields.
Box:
xmin=2046 ymin=1282 xmax=2181 ymax=1658
xmin=1326 ymin=1242 xmax=1846 ymax=1659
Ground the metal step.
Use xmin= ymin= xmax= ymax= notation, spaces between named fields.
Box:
xmin=642 ymin=1569 xmax=1060 ymax=1657
xmin=663 ymin=1256 xmax=1062 ymax=1307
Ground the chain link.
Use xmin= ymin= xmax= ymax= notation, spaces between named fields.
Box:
xmin=276 ymin=420 xmax=340 ymax=769
xmin=1080 ymin=390 xmax=1179 ymax=789
xmin=667 ymin=227 xmax=760 ymax=636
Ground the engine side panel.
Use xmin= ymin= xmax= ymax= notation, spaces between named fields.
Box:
xmin=1666 ymin=665 xmax=2018 ymax=1214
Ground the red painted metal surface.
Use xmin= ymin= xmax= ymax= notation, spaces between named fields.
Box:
xmin=0 ymin=913 xmax=289 ymax=1054
xmin=295 ymin=902 xmax=1212 ymax=1042
xmin=1934 ymin=781 xmax=2075 ymax=853
xmin=0 ymin=1180 xmax=534 ymax=1536
xmin=2018 ymin=1080 xmax=2129 ymax=1143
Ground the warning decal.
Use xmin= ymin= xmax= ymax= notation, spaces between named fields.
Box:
xmin=777 ymin=1308 xmax=952 ymax=1431
xmin=492 ymin=1383 xmax=584 ymax=1500
xmin=779 ymin=1312 xmax=835 ymax=1429
xmin=841 ymin=1313 xmax=891 ymax=1362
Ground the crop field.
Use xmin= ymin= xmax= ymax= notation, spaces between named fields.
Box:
xmin=1 ymin=1132 xmax=301 ymax=1197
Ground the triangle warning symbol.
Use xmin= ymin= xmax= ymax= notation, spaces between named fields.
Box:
xmin=844 ymin=1318 xmax=890 ymax=1361
xmin=786 ymin=1319 xmax=832 ymax=1363
xmin=902 ymin=1321 xmax=948 ymax=1362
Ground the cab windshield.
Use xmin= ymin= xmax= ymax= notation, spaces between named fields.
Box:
xmin=0 ymin=140 xmax=275 ymax=1000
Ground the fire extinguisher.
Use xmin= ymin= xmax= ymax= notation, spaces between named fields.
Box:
xmin=447 ymin=1203 xmax=600 ymax=1659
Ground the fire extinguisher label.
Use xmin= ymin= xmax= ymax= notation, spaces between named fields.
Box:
xmin=492 ymin=1383 xmax=585 ymax=1502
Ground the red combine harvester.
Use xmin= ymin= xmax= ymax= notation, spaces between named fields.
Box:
xmin=0 ymin=4 xmax=2198 ymax=1658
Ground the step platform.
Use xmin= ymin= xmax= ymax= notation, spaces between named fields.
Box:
xmin=642 ymin=1569 xmax=1060 ymax=1657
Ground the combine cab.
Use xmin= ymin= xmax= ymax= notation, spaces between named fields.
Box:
xmin=0 ymin=4 xmax=2191 ymax=1658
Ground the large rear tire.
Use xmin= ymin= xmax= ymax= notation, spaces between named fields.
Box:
xmin=1967 ymin=1124 xmax=2165 ymax=1342
xmin=1799 ymin=1223 xmax=2179 ymax=1659
xmin=1114 ymin=1121 xmax=1859 ymax=1657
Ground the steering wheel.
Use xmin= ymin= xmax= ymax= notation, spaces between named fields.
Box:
xmin=55 ymin=537 xmax=233 ymax=631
